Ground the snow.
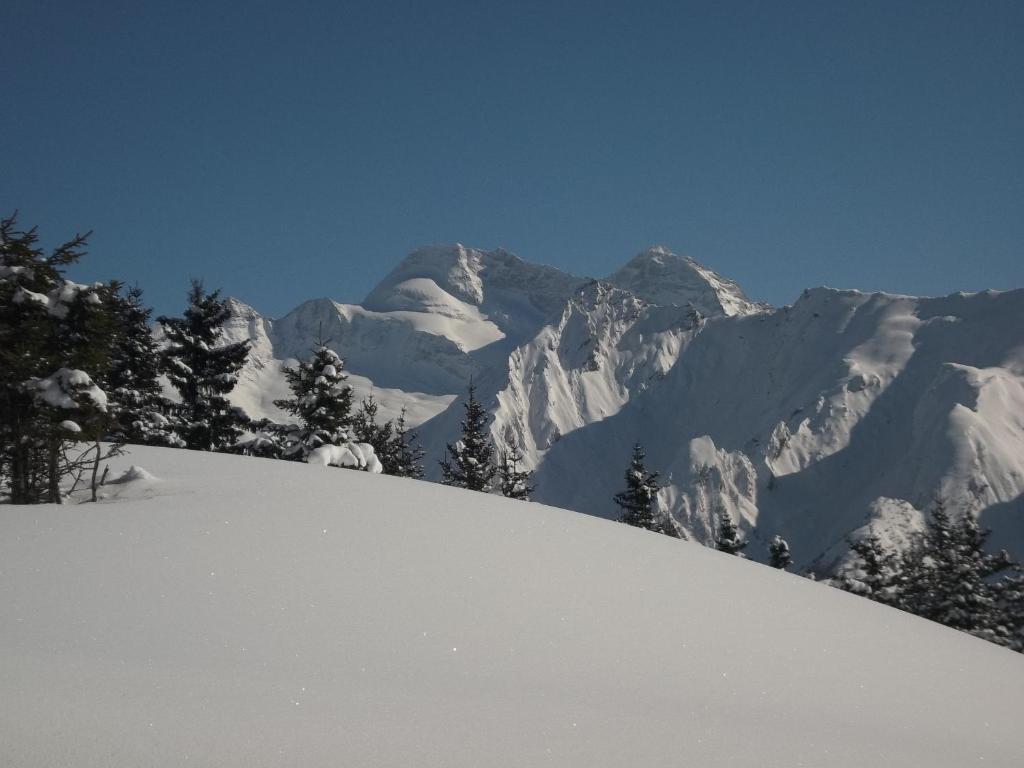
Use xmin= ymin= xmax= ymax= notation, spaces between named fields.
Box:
xmin=1 ymin=445 xmax=1022 ymax=767
xmin=105 ymin=464 xmax=158 ymax=483
xmin=34 ymin=367 xmax=108 ymax=411
xmin=306 ymin=441 xmax=383 ymax=473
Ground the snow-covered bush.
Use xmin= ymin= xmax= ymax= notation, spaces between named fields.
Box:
xmin=307 ymin=441 xmax=383 ymax=473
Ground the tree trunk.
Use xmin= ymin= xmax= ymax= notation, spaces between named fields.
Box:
xmin=47 ymin=439 xmax=62 ymax=504
xmin=90 ymin=441 xmax=101 ymax=502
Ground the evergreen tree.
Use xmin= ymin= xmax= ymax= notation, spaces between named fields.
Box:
xmin=105 ymin=284 xmax=175 ymax=445
xmin=439 ymin=379 xmax=496 ymax=492
xmin=715 ymin=508 xmax=748 ymax=556
xmin=836 ymin=533 xmax=901 ymax=606
xmin=158 ymin=281 xmax=251 ymax=451
xmin=0 ymin=214 xmax=118 ymax=503
xmin=768 ymin=535 xmax=792 ymax=569
xmin=613 ymin=443 xmax=667 ymax=533
xmin=990 ymin=567 xmax=1024 ymax=652
xmin=273 ymin=342 xmax=353 ymax=460
xmin=388 ymin=407 xmax=425 ymax=479
xmin=899 ymin=500 xmax=1012 ymax=634
xmin=352 ymin=394 xmax=394 ymax=464
xmin=498 ymin=440 xmax=534 ymax=500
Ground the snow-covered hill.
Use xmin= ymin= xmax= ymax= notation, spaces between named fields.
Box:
xmin=212 ymin=244 xmax=1023 ymax=572
xmin=2 ymin=445 xmax=1022 ymax=767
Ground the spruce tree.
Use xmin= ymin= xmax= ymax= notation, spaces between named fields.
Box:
xmin=106 ymin=284 xmax=174 ymax=445
xmin=498 ymin=440 xmax=534 ymax=500
xmin=158 ymin=281 xmax=251 ymax=451
xmin=990 ymin=568 xmax=1024 ymax=652
xmin=900 ymin=501 xmax=1012 ymax=634
xmin=613 ymin=443 xmax=666 ymax=533
xmin=439 ymin=379 xmax=496 ymax=492
xmin=352 ymin=395 xmax=394 ymax=465
xmin=715 ymin=508 xmax=748 ymax=556
xmin=836 ymin=533 xmax=901 ymax=606
xmin=0 ymin=215 xmax=117 ymax=503
xmin=273 ymin=342 xmax=353 ymax=460
xmin=388 ymin=407 xmax=425 ymax=479
xmin=768 ymin=535 xmax=792 ymax=569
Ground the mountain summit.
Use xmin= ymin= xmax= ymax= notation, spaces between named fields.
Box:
xmin=608 ymin=246 xmax=767 ymax=316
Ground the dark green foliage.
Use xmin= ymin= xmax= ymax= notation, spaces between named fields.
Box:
xmin=389 ymin=407 xmax=425 ymax=479
xmin=768 ymin=535 xmax=792 ymax=570
xmin=0 ymin=214 xmax=118 ymax=503
xmin=105 ymin=284 xmax=175 ymax=445
xmin=439 ymin=380 xmax=496 ymax=492
xmin=614 ymin=442 xmax=678 ymax=537
xmin=158 ymin=281 xmax=251 ymax=451
xmin=352 ymin=395 xmax=394 ymax=463
xmin=837 ymin=532 xmax=902 ymax=605
xmin=273 ymin=343 xmax=353 ymax=460
xmin=715 ymin=509 xmax=747 ymax=556
xmin=897 ymin=501 xmax=1012 ymax=634
xmin=836 ymin=499 xmax=1022 ymax=652
xmin=498 ymin=440 xmax=534 ymax=500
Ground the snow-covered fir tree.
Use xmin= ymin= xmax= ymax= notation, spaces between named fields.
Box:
xmin=836 ymin=533 xmax=902 ymax=606
xmin=388 ymin=407 xmax=425 ymax=479
xmin=498 ymin=440 xmax=534 ymax=500
xmin=990 ymin=568 xmax=1024 ymax=652
xmin=158 ymin=281 xmax=251 ymax=452
xmin=613 ymin=442 xmax=677 ymax=536
xmin=898 ymin=500 xmax=1013 ymax=636
xmin=105 ymin=284 xmax=175 ymax=445
xmin=351 ymin=395 xmax=394 ymax=466
xmin=0 ymin=215 xmax=119 ymax=503
xmin=439 ymin=380 xmax=497 ymax=492
xmin=715 ymin=508 xmax=747 ymax=556
xmin=768 ymin=535 xmax=792 ymax=569
xmin=273 ymin=343 xmax=353 ymax=460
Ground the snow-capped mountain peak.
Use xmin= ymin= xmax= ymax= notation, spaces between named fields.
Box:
xmin=608 ymin=245 xmax=767 ymax=317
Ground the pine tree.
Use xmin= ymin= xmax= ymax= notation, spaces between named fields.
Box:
xmin=768 ymin=535 xmax=792 ymax=569
xmin=498 ymin=440 xmax=534 ymax=500
xmin=273 ymin=342 xmax=353 ymax=460
xmin=899 ymin=500 xmax=1012 ymax=634
xmin=990 ymin=567 xmax=1024 ymax=652
xmin=0 ymin=214 xmax=118 ymax=503
xmin=105 ymin=284 xmax=175 ymax=445
xmin=715 ymin=508 xmax=747 ymax=556
xmin=388 ymin=407 xmax=425 ymax=479
xmin=439 ymin=379 xmax=496 ymax=492
xmin=613 ymin=443 xmax=667 ymax=533
xmin=836 ymin=533 xmax=901 ymax=606
xmin=158 ymin=281 xmax=251 ymax=451
xmin=351 ymin=395 xmax=394 ymax=464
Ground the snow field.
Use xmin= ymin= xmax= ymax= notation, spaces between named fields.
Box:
xmin=1 ymin=445 xmax=1022 ymax=767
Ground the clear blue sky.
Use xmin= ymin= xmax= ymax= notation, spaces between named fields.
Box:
xmin=3 ymin=0 xmax=1022 ymax=317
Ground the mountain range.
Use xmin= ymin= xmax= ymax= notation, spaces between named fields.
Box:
xmin=217 ymin=244 xmax=1024 ymax=572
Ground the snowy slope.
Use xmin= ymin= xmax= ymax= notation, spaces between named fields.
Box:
xmin=2 ymin=445 xmax=1023 ymax=767
xmin=534 ymin=287 xmax=1024 ymax=570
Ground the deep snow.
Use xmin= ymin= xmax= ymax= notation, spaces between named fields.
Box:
xmin=1 ymin=445 xmax=1023 ymax=767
